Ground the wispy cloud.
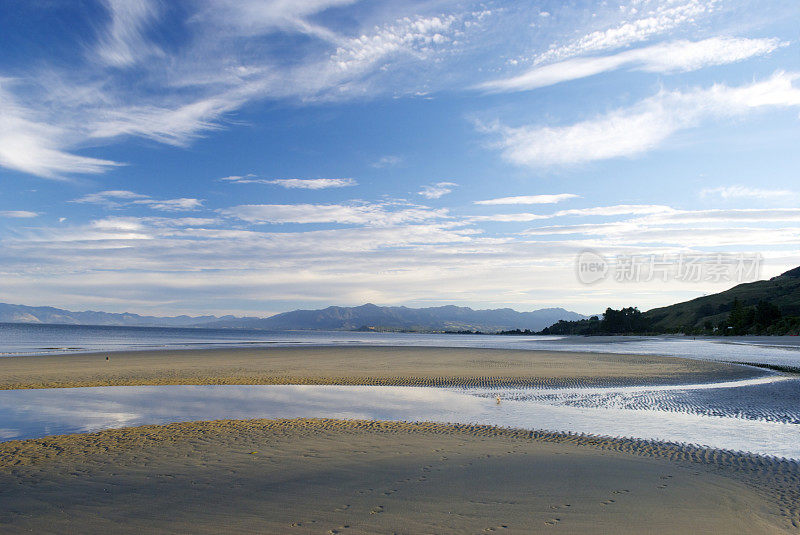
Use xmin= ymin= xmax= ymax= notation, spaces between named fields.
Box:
xmin=73 ymin=190 xmax=203 ymax=211
xmin=94 ymin=0 xmax=163 ymax=67
xmin=221 ymin=176 xmax=357 ymax=189
xmin=480 ymin=37 xmax=783 ymax=92
xmin=532 ymin=0 xmax=720 ymax=65
xmin=192 ymin=0 xmax=357 ymax=42
xmin=474 ymin=194 xmax=578 ymax=205
xmin=0 ymin=4 xmax=490 ymax=178
xmin=0 ymin=211 xmax=38 ymax=218
xmin=554 ymin=205 xmax=674 ymax=217
xmin=418 ymin=182 xmax=457 ymax=199
xmin=219 ymin=202 xmax=448 ymax=226
xmin=700 ymin=185 xmax=795 ymax=200
xmin=0 ymin=81 xmax=121 ymax=178
xmin=467 ymin=213 xmax=550 ymax=222
xmin=371 ymin=155 xmax=403 ymax=168
xmin=487 ymin=72 xmax=800 ymax=167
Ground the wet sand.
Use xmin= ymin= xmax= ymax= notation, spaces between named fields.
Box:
xmin=0 ymin=347 xmax=791 ymax=533
xmin=0 ymin=418 xmax=796 ymax=534
xmin=0 ymin=346 xmax=761 ymax=390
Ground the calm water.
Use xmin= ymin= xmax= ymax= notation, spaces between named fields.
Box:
xmin=1 ymin=380 xmax=799 ymax=459
xmin=2 ymin=322 xmax=800 ymax=367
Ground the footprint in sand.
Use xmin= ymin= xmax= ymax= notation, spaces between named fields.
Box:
xmin=549 ymin=504 xmax=571 ymax=510
xmin=333 ymin=504 xmax=350 ymax=512
xmin=370 ymin=505 xmax=384 ymax=514
xmin=544 ymin=518 xmax=561 ymax=526
xmin=327 ymin=526 xmax=349 ymax=534
xmin=601 ymin=499 xmax=616 ymax=505
xmin=483 ymin=525 xmax=509 ymax=532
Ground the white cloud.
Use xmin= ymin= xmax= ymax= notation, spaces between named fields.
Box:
xmin=521 ymin=207 xmax=800 ymax=249
xmin=489 ymin=72 xmax=800 ymax=167
xmin=474 ymin=194 xmax=578 ymax=205
xmin=139 ymin=198 xmax=204 ymax=211
xmin=418 ymin=182 xmax=457 ymax=199
xmin=73 ymin=190 xmax=203 ymax=211
xmin=480 ymin=37 xmax=783 ymax=92
xmin=554 ymin=205 xmax=675 ymax=217
xmin=0 ymin=81 xmax=120 ymax=178
xmin=468 ymin=204 xmax=673 ymax=223
xmin=468 ymin=213 xmax=550 ymax=222
xmin=0 ymin=4 xmax=490 ymax=178
xmin=0 ymin=211 xmax=38 ymax=218
xmin=700 ymin=185 xmax=795 ymax=200
xmin=193 ymin=0 xmax=357 ymax=42
xmin=95 ymin=0 xmax=163 ymax=67
xmin=222 ymin=176 xmax=357 ymax=189
xmin=86 ymin=93 xmax=246 ymax=146
xmin=533 ymin=0 xmax=719 ymax=65
xmin=269 ymin=178 xmax=357 ymax=189
xmin=74 ymin=190 xmax=149 ymax=207
xmin=219 ymin=202 xmax=448 ymax=226
xmin=330 ymin=14 xmax=458 ymax=75
xmin=372 ymin=155 xmax=403 ymax=168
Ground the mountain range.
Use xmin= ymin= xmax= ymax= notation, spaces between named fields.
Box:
xmin=0 ymin=302 xmax=586 ymax=333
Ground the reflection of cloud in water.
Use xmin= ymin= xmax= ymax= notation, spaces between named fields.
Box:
xmin=0 ymin=383 xmax=799 ymax=459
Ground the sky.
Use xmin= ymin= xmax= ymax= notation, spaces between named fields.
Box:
xmin=1 ymin=0 xmax=799 ymax=317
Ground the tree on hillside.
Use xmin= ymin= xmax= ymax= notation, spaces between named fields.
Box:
xmin=600 ymin=307 xmax=651 ymax=333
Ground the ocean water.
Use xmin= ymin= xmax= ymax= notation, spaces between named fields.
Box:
xmin=1 ymin=380 xmax=799 ymax=459
xmin=2 ymin=322 xmax=800 ymax=368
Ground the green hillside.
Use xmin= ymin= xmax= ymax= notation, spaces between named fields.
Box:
xmin=644 ymin=267 xmax=800 ymax=333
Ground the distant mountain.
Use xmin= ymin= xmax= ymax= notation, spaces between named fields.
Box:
xmin=644 ymin=266 xmax=800 ymax=332
xmin=0 ymin=302 xmax=585 ymax=332
xmin=198 ymin=304 xmax=586 ymax=332
xmin=0 ymin=303 xmax=238 ymax=328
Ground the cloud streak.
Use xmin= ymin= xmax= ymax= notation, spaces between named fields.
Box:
xmin=474 ymin=194 xmax=578 ymax=205
xmin=73 ymin=190 xmax=203 ymax=211
xmin=221 ymin=176 xmax=357 ymax=189
xmin=489 ymin=72 xmax=800 ymax=167
xmin=480 ymin=37 xmax=783 ymax=92
xmin=418 ymin=182 xmax=457 ymax=199
xmin=220 ymin=202 xmax=449 ymax=226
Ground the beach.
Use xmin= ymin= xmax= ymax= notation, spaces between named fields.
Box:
xmin=0 ymin=346 xmax=760 ymax=390
xmin=0 ymin=347 xmax=796 ymax=533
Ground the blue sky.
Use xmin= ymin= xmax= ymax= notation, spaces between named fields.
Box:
xmin=1 ymin=0 xmax=799 ymax=316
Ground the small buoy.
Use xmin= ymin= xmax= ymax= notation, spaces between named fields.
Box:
xmin=495 ymin=396 xmax=501 ymax=405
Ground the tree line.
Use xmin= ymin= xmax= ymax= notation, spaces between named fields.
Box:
xmin=538 ymin=300 xmax=800 ymax=336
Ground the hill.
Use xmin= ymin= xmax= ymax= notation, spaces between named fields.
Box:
xmin=0 ymin=302 xmax=585 ymax=333
xmin=644 ymin=267 xmax=800 ymax=332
